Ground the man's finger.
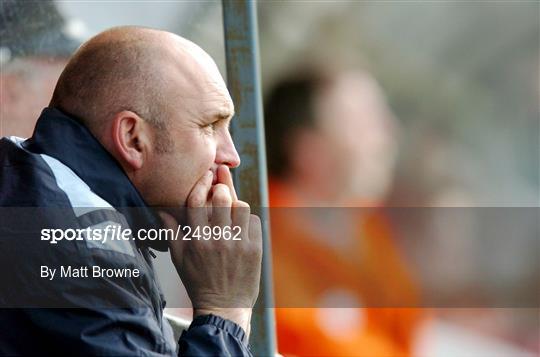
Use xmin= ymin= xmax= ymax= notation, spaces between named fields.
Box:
xmin=211 ymin=183 xmax=232 ymax=227
xmin=187 ymin=170 xmax=213 ymax=227
xmin=188 ymin=171 xmax=213 ymax=207
xmin=232 ymin=200 xmax=250 ymax=241
xmin=248 ymin=214 xmax=262 ymax=245
xmin=159 ymin=211 xmax=184 ymax=266
xmin=217 ymin=165 xmax=238 ymax=202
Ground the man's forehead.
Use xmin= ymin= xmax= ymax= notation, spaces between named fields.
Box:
xmin=204 ymin=91 xmax=235 ymax=121
xmin=169 ymin=35 xmax=221 ymax=76
xmin=151 ymin=31 xmax=234 ymax=121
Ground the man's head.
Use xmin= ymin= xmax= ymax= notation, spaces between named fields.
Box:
xmin=264 ymin=69 xmax=398 ymax=203
xmin=50 ymin=26 xmax=240 ymax=207
xmin=0 ymin=0 xmax=81 ymax=137
xmin=1 ymin=58 xmax=67 ymax=137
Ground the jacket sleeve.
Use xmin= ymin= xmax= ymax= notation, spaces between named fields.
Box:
xmin=7 ymin=307 xmax=177 ymax=356
xmin=7 ymin=310 xmax=253 ymax=356
xmin=179 ymin=314 xmax=252 ymax=356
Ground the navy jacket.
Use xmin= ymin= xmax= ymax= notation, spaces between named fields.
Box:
xmin=0 ymin=108 xmax=252 ymax=356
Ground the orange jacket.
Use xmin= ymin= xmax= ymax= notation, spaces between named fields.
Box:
xmin=269 ymin=180 xmax=423 ymax=356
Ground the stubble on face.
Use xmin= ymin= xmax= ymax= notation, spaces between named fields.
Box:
xmin=141 ymin=35 xmax=235 ymax=208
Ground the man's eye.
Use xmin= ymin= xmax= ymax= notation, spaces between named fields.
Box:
xmin=204 ymin=122 xmax=217 ymax=133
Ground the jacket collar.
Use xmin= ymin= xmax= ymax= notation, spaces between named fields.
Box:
xmin=24 ymin=107 xmax=167 ymax=251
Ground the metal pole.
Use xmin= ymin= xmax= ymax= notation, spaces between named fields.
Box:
xmin=222 ymin=0 xmax=276 ymax=355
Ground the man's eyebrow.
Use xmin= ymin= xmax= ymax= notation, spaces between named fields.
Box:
xmin=215 ymin=109 xmax=234 ymax=121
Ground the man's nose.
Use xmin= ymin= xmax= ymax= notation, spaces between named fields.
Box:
xmin=216 ymin=132 xmax=241 ymax=168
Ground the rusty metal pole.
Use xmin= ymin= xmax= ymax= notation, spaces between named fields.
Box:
xmin=222 ymin=0 xmax=276 ymax=355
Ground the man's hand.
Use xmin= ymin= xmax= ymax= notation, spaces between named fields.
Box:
xmin=159 ymin=165 xmax=262 ymax=336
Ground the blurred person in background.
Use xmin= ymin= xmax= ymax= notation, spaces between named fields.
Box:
xmin=264 ymin=68 xmax=423 ymax=356
xmin=0 ymin=0 xmax=82 ymax=138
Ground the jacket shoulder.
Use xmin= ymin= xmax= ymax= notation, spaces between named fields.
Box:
xmin=0 ymin=137 xmax=69 ymax=207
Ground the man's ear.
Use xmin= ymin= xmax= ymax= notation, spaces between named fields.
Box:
xmin=109 ymin=110 xmax=152 ymax=171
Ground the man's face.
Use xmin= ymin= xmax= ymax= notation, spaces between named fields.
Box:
xmin=0 ymin=58 xmax=67 ymax=137
xmin=141 ymin=59 xmax=240 ymax=207
xmin=313 ymin=73 xmax=398 ymax=201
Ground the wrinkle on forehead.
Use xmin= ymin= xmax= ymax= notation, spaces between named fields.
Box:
xmin=202 ymin=80 xmax=234 ymax=117
xmin=158 ymin=29 xmax=234 ymax=123
xmin=156 ymin=33 xmax=233 ymax=120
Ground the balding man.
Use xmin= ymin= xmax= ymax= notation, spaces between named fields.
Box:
xmin=265 ymin=70 xmax=422 ymax=356
xmin=0 ymin=27 xmax=262 ymax=356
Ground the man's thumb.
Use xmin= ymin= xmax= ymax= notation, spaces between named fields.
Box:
xmin=159 ymin=211 xmax=184 ymax=260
